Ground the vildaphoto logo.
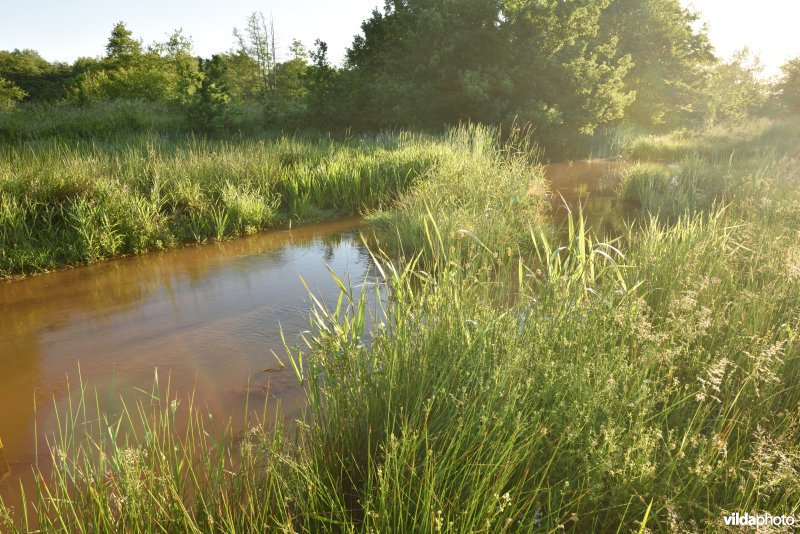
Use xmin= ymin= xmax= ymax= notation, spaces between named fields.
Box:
xmin=723 ymin=512 xmax=796 ymax=527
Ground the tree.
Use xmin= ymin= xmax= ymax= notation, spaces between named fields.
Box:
xmin=345 ymin=0 xmax=634 ymax=150
xmin=0 ymin=76 xmax=26 ymax=110
xmin=234 ymin=12 xmax=278 ymax=100
xmin=73 ymin=23 xmax=201 ymax=104
xmin=305 ymin=40 xmax=338 ymax=123
xmin=275 ymin=40 xmax=309 ymax=102
xmin=702 ymin=49 xmax=768 ymax=124
xmin=777 ymin=57 xmax=800 ymax=115
xmin=189 ymin=72 xmax=230 ymax=132
xmin=597 ymin=0 xmax=715 ymax=129
xmin=0 ymin=49 xmax=72 ymax=101
xmin=157 ymin=29 xmax=203 ymax=103
xmin=106 ymin=22 xmax=143 ymax=65
xmin=202 ymin=52 xmax=261 ymax=101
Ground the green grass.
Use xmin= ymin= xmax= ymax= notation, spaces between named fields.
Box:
xmin=0 ymin=100 xmax=188 ymax=141
xmin=620 ymin=118 xmax=800 ymax=222
xmin=366 ymin=124 xmax=548 ymax=265
xmin=0 ymin=128 xmax=493 ymax=278
xmin=0 ymin=100 xmax=293 ymax=142
xmin=625 ymin=118 xmax=800 ymax=163
xmin=2 ymin=119 xmax=800 ymax=531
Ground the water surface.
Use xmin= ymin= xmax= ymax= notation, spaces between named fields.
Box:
xmin=544 ymin=159 xmax=632 ymax=234
xmin=0 ymin=217 xmax=371 ymax=502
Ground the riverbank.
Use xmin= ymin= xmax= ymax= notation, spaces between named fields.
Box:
xmin=2 ymin=119 xmax=799 ymax=531
xmin=3 ymin=126 xmax=545 ymax=279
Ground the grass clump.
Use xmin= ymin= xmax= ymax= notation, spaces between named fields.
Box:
xmin=366 ymin=124 xmax=548 ymax=264
xmin=626 ymin=118 xmax=800 ymax=163
xmin=620 ymin=118 xmax=800 ymax=222
xmin=0 ymin=100 xmax=188 ymax=142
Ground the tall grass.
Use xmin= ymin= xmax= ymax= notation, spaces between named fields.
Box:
xmin=366 ymin=124 xmax=548 ymax=265
xmin=0 ymin=128 xmax=490 ymax=278
xmin=2 ymin=119 xmax=799 ymax=531
xmin=0 ymin=100 xmax=188 ymax=142
xmin=5 ymin=202 xmax=797 ymax=531
xmin=625 ymin=118 xmax=800 ymax=163
xmin=620 ymin=118 xmax=800 ymax=222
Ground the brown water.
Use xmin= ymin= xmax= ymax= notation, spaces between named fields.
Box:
xmin=0 ymin=217 xmax=373 ymax=504
xmin=544 ymin=159 xmax=632 ymax=234
xmin=0 ymin=160 xmax=629 ymax=508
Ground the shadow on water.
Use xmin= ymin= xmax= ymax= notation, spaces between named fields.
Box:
xmin=0 ymin=217 xmax=376 ymax=506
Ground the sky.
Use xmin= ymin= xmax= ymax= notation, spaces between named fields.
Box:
xmin=0 ymin=0 xmax=382 ymax=66
xmin=682 ymin=0 xmax=800 ymax=77
xmin=0 ymin=0 xmax=798 ymax=76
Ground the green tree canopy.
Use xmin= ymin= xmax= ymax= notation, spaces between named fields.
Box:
xmin=597 ymin=0 xmax=715 ymax=129
xmin=0 ymin=49 xmax=72 ymax=101
xmin=0 ymin=76 xmax=27 ymax=110
xmin=777 ymin=57 xmax=800 ymax=115
xmin=702 ymin=49 xmax=768 ymax=125
xmin=72 ymin=23 xmax=201 ymax=104
xmin=105 ymin=22 xmax=143 ymax=64
xmin=345 ymin=0 xmax=634 ymax=149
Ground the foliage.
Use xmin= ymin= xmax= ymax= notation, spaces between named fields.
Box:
xmin=702 ymin=49 xmax=769 ymax=125
xmin=597 ymin=0 xmax=715 ymax=129
xmin=1 ymin=5 xmax=793 ymax=152
xmin=0 ymin=128 xmax=491 ymax=277
xmin=303 ymin=40 xmax=338 ymax=126
xmin=0 ymin=76 xmax=26 ymax=110
xmin=0 ymin=49 xmax=72 ymax=101
xmin=71 ymin=23 xmax=201 ymax=104
xmin=2 ymin=120 xmax=800 ymax=531
xmin=777 ymin=56 xmax=800 ymax=115
xmin=188 ymin=77 xmax=231 ymax=133
xmin=233 ymin=12 xmax=278 ymax=100
xmin=345 ymin=0 xmax=635 ymax=151
xmin=201 ymin=52 xmax=261 ymax=102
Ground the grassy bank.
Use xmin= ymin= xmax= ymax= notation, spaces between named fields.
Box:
xmin=1 ymin=127 xmax=511 ymax=279
xmin=366 ymin=124 xmax=547 ymax=263
xmin=2 ymin=120 xmax=800 ymax=531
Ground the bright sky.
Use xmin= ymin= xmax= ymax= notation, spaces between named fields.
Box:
xmin=0 ymin=0 xmax=798 ymax=75
xmin=0 ymin=0 xmax=382 ymax=66
xmin=683 ymin=0 xmax=800 ymax=77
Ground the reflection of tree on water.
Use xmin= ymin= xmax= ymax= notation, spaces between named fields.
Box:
xmin=319 ymin=230 xmax=358 ymax=264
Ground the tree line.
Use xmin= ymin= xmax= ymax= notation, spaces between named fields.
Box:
xmin=1 ymin=1 xmax=799 ymax=151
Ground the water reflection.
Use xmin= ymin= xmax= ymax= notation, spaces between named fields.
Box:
xmin=0 ymin=217 xmax=371 ymax=500
xmin=545 ymin=159 xmax=633 ymax=236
